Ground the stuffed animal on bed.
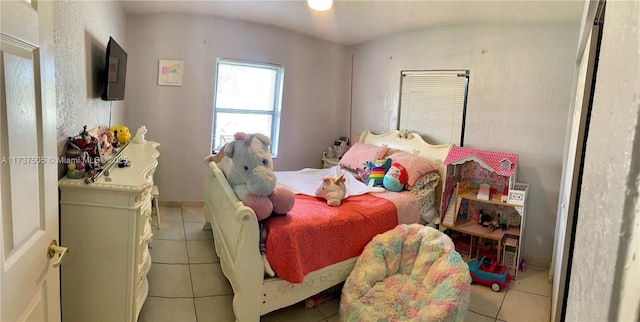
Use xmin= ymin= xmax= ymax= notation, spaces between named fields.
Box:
xmin=365 ymin=158 xmax=392 ymax=187
xmin=218 ymin=132 xmax=295 ymax=221
xmin=315 ymin=175 xmax=347 ymax=207
xmin=383 ymin=162 xmax=408 ymax=192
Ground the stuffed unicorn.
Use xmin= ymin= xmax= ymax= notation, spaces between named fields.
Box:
xmin=218 ymin=132 xmax=295 ymax=221
xmin=315 ymin=175 xmax=347 ymax=207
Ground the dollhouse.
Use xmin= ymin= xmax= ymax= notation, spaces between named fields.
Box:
xmin=440 ymin=146 xmax=528 ymax=278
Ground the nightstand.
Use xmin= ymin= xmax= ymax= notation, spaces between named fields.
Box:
xmin=322 ymin=157 xmax=340 ymax=169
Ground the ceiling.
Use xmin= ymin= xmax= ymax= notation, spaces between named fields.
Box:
xmin=120 ymin=0 xmax=585 ymax=45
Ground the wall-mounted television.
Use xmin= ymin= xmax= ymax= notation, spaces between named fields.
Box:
xmin=101 ymin=37 xmax=127 ymax=101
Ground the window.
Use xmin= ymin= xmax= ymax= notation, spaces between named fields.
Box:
xmin=398 ymin=70 xmax=469 ymax=146
xmin=212 ymin=58 xmax=284 ymax=156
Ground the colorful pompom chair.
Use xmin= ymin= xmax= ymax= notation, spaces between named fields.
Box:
xmin=340 ymin=224 xmax=471 ymax=321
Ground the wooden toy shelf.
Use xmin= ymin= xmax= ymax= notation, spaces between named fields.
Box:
xmin=444 ymin=217 xmax=521 ymax=239
xmin=442 ymin=216 xmax=520 ymax=264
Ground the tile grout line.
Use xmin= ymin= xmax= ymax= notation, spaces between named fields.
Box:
xmin=496 ymin=287 xmax=509 ymax=320
xmin=146 ymin=295 xmax=197 ymax=300
xmin=192 ymin=294 xmax=234 ymax=299
xmin=467 ymin=309 xmax=498 ymax=320
xmin=507 ymin=287 xmax=552 ymax=298
xmin=151 ymin=261 xmax=190 ymax=265
xmin=181 ymin=207 xmax=200 ymax=322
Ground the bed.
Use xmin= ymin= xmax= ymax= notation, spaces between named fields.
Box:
xmin=202 ymin=130 xmax=452 ymax=321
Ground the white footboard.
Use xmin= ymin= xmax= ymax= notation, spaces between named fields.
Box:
xmin=204 ymin=161 xmax=264 ymax=321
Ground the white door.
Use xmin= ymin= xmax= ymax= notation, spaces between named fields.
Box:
xmin=1 ymin=0 xmax=61 ymax=321
xmin=550 ymin=3 xmax=601 ymax=320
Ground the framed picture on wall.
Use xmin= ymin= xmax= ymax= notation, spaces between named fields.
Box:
xmin=158 ymin=60 xmax=184 ymax=86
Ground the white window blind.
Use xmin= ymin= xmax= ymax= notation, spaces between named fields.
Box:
xmin=398 ymin=70 xmax=469 ymax=146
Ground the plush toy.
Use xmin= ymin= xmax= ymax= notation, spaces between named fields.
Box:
xmin=218 ymin=132 xmax=295 ymax=221
xmin=383 ymin=162 xmax=408 ymax=192
xmin=365 ymin=158 xmax=392 ymax=187
xmin=315 ymin=175 xmax=347 ymax=207
xmin=351 ymin=162 xmax=372 ymax=183
xmin=110 ymin=125 xmax=131 ymax=144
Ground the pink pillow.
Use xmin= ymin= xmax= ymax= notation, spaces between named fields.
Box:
xmin=339 ymin=143 xmax=390 ymax=171
xmin=386 ymin=151 xmax=438 ymax=187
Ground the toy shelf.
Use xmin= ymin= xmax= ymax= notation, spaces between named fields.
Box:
xmin=457 ymin=188 xmax=524 ymax=208
xmin=443 ymin=217 xmax=521 ymax=239
xmin=442 ymin=217 xmax=520 ymax=265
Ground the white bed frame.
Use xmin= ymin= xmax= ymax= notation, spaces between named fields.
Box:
xmin=202 ymin=130 xmax=452 ymax=321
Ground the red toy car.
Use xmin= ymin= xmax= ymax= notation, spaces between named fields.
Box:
xmin=468 ymin=256 xmax=511 ymax=292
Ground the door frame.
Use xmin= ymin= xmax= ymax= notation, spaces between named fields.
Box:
xmin=550 ymin=1 xmax=603 ymax=321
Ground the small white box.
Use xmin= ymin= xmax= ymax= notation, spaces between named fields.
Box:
xmin=508 ymin=183 xmax=529 ymax=205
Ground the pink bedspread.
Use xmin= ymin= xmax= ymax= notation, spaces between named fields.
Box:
xmin=265 ymin=194 xmax=398 ymax=283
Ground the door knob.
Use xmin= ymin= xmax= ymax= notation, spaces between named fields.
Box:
xmin=48 ymin=240 xmax=69 ymax=268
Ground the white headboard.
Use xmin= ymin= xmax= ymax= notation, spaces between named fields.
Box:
xmin=360 ymin=130 xmax=453 ymax=216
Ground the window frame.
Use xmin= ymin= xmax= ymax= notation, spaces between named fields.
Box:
xmin=211 ymin=58 xmax=284 ymax=157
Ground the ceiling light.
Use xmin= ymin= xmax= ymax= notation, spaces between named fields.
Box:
xmin=307 ymin=0 xmax=333 ymax=11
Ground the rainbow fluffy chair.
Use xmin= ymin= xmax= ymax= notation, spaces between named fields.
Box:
xmin=340 ymin=224 xmax=471 ymax=321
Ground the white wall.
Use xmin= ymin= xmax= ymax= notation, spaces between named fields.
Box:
xmin=53 ymin=0 xmax=127 ymax=160
xmin=125 ymin=13 xmax=351 ymax=202
xmin=566 ymin=0 xmax=640 ymax=320
xmin=350 ymin=23 xmax=578 ymax=266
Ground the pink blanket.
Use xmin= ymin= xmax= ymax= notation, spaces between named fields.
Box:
xmin=265 ymin=194 xmax=398 ymax=283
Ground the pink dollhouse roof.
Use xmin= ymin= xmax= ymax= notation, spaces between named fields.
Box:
xmin=444 ymin=146 xmax=519 ymax=177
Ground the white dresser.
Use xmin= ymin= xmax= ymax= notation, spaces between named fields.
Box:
xmin=58 ymin=141 xmax=159 ymax=322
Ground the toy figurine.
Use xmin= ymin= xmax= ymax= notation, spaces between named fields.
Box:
xmin=498 ymin=212 xmax=508 ymax=231
xmin=479 ymin=209 xmax=492 ymax=226
xmin=133 ymin=125 xmax=147 ymax=144
xmin=487 ymin=219 xmax=500 ymax=234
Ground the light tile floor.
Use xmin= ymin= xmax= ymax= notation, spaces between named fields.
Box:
xmin=139 ymin=206 xmax=552 ymax=322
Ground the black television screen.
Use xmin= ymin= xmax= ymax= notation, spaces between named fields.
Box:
xmin=102 ymin=37 xmax=127 ymax=101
